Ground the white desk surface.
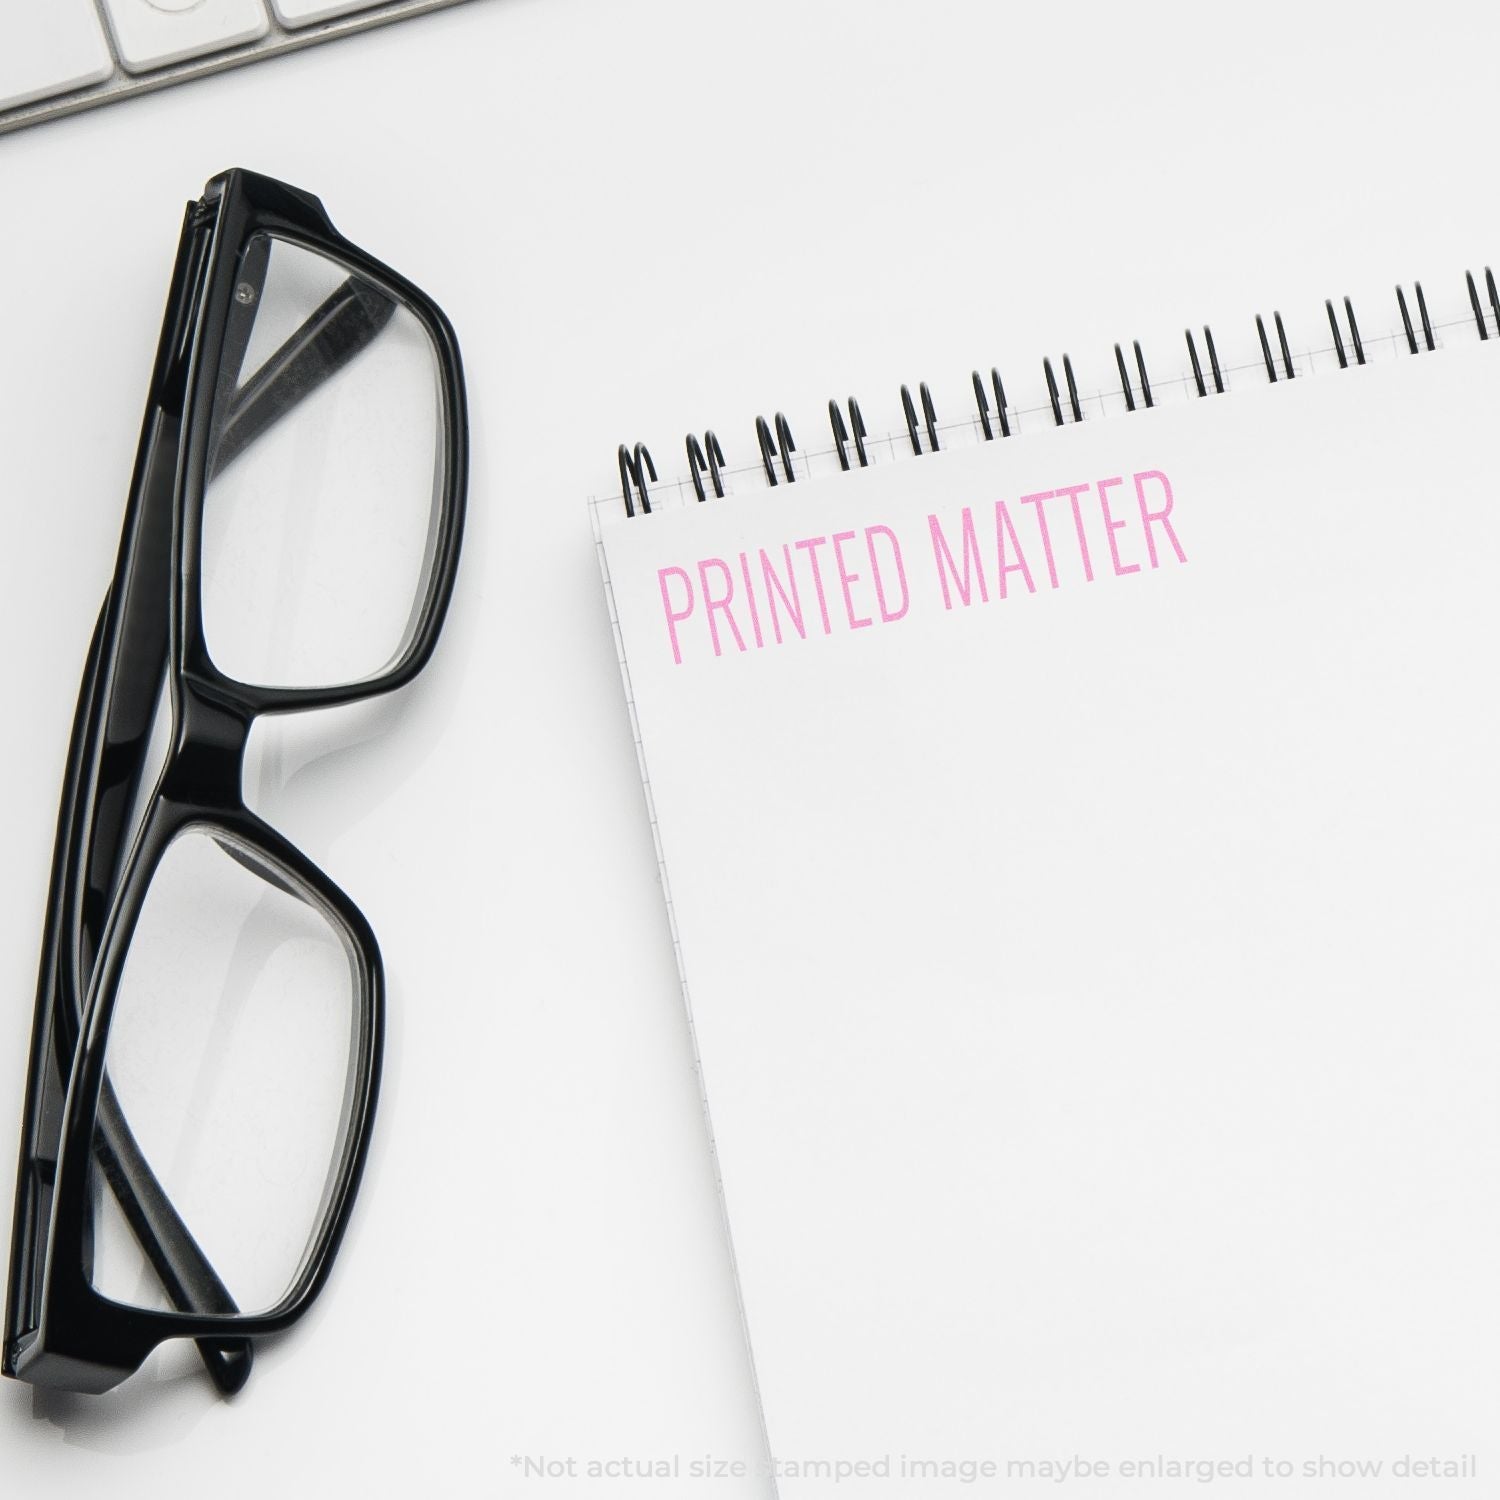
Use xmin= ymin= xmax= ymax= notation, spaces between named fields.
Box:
xmin=2 ymin=1 xmax=1498 ymax=1495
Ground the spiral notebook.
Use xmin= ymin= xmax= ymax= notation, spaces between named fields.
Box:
xmin=593 ymin=289 xmax=1500 ymax=1497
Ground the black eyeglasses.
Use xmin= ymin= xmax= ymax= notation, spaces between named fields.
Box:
xmin=3 ymin=169 xmax=467 ymax=1395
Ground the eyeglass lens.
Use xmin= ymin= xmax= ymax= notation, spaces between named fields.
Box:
xmin=86 ymin=827 xmax=362 ymax=1319
xmin=201 ymin=233 xmax=447 ymax=692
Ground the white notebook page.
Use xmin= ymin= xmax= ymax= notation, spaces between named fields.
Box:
xmin=598 ymin=343 xmax=1500 ymax=1499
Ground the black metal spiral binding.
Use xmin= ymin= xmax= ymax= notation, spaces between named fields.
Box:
xmin=755 ymin=416 xmax=774 ymax=482
xmin=1465 ymin=272 xmax=1487 ymax=341
xmin=1204 ymin=327 xmax=1223 ymax=393
xmin=686 ymin=431 xmax=726 ymax=501
xmin=1396 ymin=282 xmax=1435 ymax=353
xmin=756 ymin=412 xmax=797 ymax=486
xmin=1114 ymin=340 xmax=1153 ymax=412
xmin=1185 ymin=330 xmax=1205 ymax=397
xmin=618 ymin=442 xmax=655 ymax=518
xmin=1325 ymin=296 xmax=1365 ymax=368
xmin=1184 ymin=327 xmax=1223 ymax=396
xmin=1043 ymin=355 xmax=1082 ymax=425
xmin=972 ymin=369 xmax=1010 ymax=439
xmin=1465 ymin=268 xmax=1499 ymax=341
xmin=1345 ymin=297 xmax=1365 ymax=365
xmin=1325 ymin=300 xmax=1346 ymax=368
xmin=901 ymin=382 xmax=939 ymax=454
xmin=1044 ymin=359 xmax=1063 ymax=424
xmin=1255 ymin=312 xmax=1295 ymax=382
xmin=1397 ymin=286 xmax=1417 ymax=353
xmin=830 ymin=398 xmax=869 ymax=470
xmin=617 ymin=266 xmax=1497 ymax=516
xmin=1256 ymin=316 xmax=1276 ymax=380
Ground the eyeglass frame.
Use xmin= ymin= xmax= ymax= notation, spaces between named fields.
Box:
xmin=3 ymin=167 xmax=467 ymax=1395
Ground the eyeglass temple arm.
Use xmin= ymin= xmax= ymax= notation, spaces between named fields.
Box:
xmin=207 ymin=273 xmax=397 ymax=482
xmin=69 ymin=592 xmax=255 ymax=1394
xmin=94 ymin=1089 xmax=251 ymax=1386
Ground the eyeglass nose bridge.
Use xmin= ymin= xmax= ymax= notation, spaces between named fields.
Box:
xmin=158 ymin=679 xmax=253 ymax=809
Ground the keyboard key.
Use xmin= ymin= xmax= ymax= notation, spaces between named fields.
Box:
xmin=0 ymin=0 xmax=114 ymax=111
xmin=100 ymin=0 xmax=271 ymax=75
xmin=272 ymin=0 xmax=389 ymax=25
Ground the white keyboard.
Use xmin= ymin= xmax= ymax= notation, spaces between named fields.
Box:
xmin=0 ymin=0 xmax=476 ymax=134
